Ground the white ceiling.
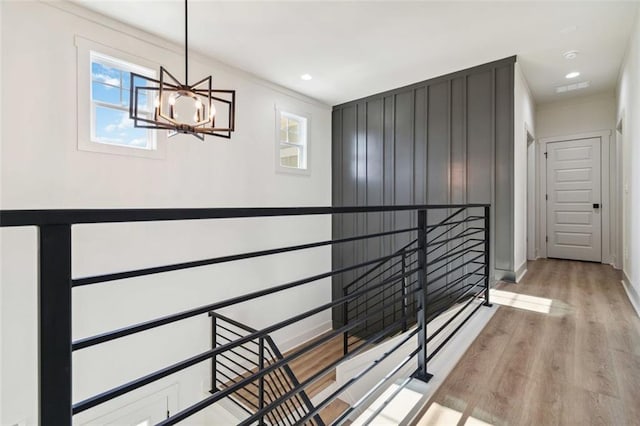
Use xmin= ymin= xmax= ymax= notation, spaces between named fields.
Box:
xmin=76 ymin=1 xmax=639 ymax=106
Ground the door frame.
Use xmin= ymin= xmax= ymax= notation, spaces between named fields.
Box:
xmin=537 ymin=130 xmax=613 ymax=263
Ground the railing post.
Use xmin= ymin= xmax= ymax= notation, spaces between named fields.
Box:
xmin=401 ymin=251 xmax=408 ymax=332
xmin=412 ymin=210 xmax=432 ymax=383
xmin=39 ymin=224 xmax=73 ymax=425
xmin=258 ymin=337 xmax=266 ymax=426
xmin=343 ymin=288 xmax=349 ymax=356
xmin=483 ymin=206 xmax=493 ymax=307
xmin=209 ymin=313 xmax=218 ymax=393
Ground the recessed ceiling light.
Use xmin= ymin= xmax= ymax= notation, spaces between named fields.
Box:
xmin=565 ymin=71 xmax=580 ymax=79
xmin=563 ymin=50 xmax=579 ymax=60
xmin=300 ymin=74 xmax=312 ymax=81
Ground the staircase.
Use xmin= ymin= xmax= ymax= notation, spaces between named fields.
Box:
xmin=212 ymin=312 xmax=364 ymax=424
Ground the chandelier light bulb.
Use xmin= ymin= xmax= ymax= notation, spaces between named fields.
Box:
xmin=195 ymin=99 xmax=202 ymax=110
xmin=168 ymin=95 xmax=177 ymax=106
xmin=154 ymin=96 xmax=160 ymax=108
xmin=210 ymin=102 xmax=216 ymax=119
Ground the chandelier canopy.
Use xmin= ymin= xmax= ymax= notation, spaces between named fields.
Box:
xmin=128 ymin=0 xmax=236 ymax=140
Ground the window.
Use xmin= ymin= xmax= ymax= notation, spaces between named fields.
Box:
xmin=76 ymin=36 xmax=166 ymax=159
xmin=276 ymin=107 xmax=310 ymax=174
xmin=90 ymin=52 xmax=155 ymax=150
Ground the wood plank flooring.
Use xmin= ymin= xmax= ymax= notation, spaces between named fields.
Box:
xmin=415 ymin=259 xmax=640 ymax=426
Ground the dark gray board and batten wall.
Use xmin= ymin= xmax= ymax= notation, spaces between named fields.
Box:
xmin=331 ymin=56 xmax=516 ymax=328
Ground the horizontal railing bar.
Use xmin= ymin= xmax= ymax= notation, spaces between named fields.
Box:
xmin=426 ymin=241 xmax=485 ymax=268
xmin=427 ymin=276 xmax=486 ymax=342
xmin=350 ymin=255 xmax=417 ymax=294
xmin=218 ymin=343 xmax=259 ymax=368
xmin=216 ymin=368 xmax=260 ymax=399
xmin=344 ymin=239 xmax=418 ymax=291
xmin=73 ymin=227 xmax=419 ymax=287
xmin=72 ymin=247 xmax=420 ymax=351
xmin=424 ymin=208 xmax=467 ymax=232
xmin=211 ymin=312 xmax=258 ymax=333
xmin=426 ymin=228 xmax=484 ymax=253
xmin=345 ymin=258 xmax=405 ymax=295
xmin=426 ymin=282 xmax=485 ymax=325
xmin=426 ymin=253 xmax=484 ymax=286
xmin=347 ymin=277 xmax=419 ymax=316
xmin=0 ymin=204 xmax=490 ymax=227
xmin=425 ymin=215 xmax=483 ymax=239
xmin=215 ymin=324 xmax=257 ymax=342
xmin=426 ymin=264 xmax=485 ymax=301
xmin=424 ymin=244 xmax=480 ymax=281
xmin=332 ymin=347 xmax=421 ymax=426
xmin=345 ymin=285 xmax=422 ymax=347
xmin=427 ymin=237 xmax=484 ymax=267
xmin=217 ymin=392 xmax=254 ymax=416
xmin=217 ymin=354 xmax=259 ymax=387
xmin=427 ymin=295 xmax=485 ymax=362
xmin=346 ymin=266 xmax=419 ymax=313
xmin=215 ymin=334 xmax=260 ymax=357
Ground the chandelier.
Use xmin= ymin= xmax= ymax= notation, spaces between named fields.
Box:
xmin=128 ymin=0 xmax=236 ymax=140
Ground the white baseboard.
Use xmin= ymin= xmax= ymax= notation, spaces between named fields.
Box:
xmin=621 ymin=271 xmax=640 ymax=318
xmin=515 ymin=260 xmax=528 ymax=283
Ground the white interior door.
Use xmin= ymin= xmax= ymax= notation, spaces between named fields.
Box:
xmin=546 ymin=137 xmax=601 ymax=262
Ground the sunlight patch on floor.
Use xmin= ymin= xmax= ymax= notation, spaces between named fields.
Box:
xmin=416 ymin=402 xmax=493 ymax=426
xmin=490 ymin=289 xmax=552 ymax=313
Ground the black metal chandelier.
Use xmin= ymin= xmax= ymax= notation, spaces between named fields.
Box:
xmin=128 ymin=0 xmax=236 ymax=140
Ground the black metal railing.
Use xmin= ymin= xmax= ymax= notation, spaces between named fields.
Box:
xmin=210 ymin=312 xmax=322 ymax=425
xmin=0 ymin=204 xmax=491 ymax=425
xmin=341 ymin=207 xmax=490 ymax=357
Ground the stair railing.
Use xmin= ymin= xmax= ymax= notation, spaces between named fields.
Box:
xmin=210 ymin=312 xmax=322 ymax=425
xmin=0 ymin=204 xmax=491 ymax=425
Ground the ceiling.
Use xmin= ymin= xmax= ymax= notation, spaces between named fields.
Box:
xmin=76 ymin=1 xmax=639 ymax=106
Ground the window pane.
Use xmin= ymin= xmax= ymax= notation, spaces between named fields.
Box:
xmin=92 ymin=82 xmax=121 ymax=105
xmin=94 ymin=105 xmax=150 ymax=149
xmin=287 ymin=119 xmax=299 ymax=143
xmin=280 ymin=116 xmax=288 ymax=141
xmin=279 ymin=144 xmax=300 ymax=168
xmin=91 ymin=62 xmax=121 ymax=87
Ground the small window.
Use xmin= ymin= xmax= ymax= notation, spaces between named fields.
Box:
xmin=76 ymin=36 xmax=166 ymax=159
xmin=276 ymin=108 xmax=310 ymax=174
xmin=90 ymin=52 xmax=155 ymax=150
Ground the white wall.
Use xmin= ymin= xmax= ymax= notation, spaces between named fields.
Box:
xmin=0 ymin=2 xmax=332 ymax=425
xmin=536 ymin=92 xmax=616 ymax=139
xmin=617 ymin=7 xmax=640 ymax=313
xmin=513 ymin=62 xmax=535 ymax=281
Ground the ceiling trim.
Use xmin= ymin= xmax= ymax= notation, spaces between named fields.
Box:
xmin=49 ymin=0 xmax=331 ymax=108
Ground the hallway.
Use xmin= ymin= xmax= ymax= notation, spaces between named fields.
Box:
xmin=416 ymin=259 xmax=640 ymax=426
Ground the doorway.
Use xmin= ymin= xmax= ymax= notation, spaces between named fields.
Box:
xmin=545 ymin=137 xmax=602 ymax=262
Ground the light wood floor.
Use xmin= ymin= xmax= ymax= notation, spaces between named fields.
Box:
xmin=415 ymin=259 xmax=640 ymax=426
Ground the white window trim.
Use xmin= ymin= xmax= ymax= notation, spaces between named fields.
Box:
xmin=76 ymin=36 xmax=167 ymax=159
xmin=275 ymin=105 xmax=311 ymax=176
